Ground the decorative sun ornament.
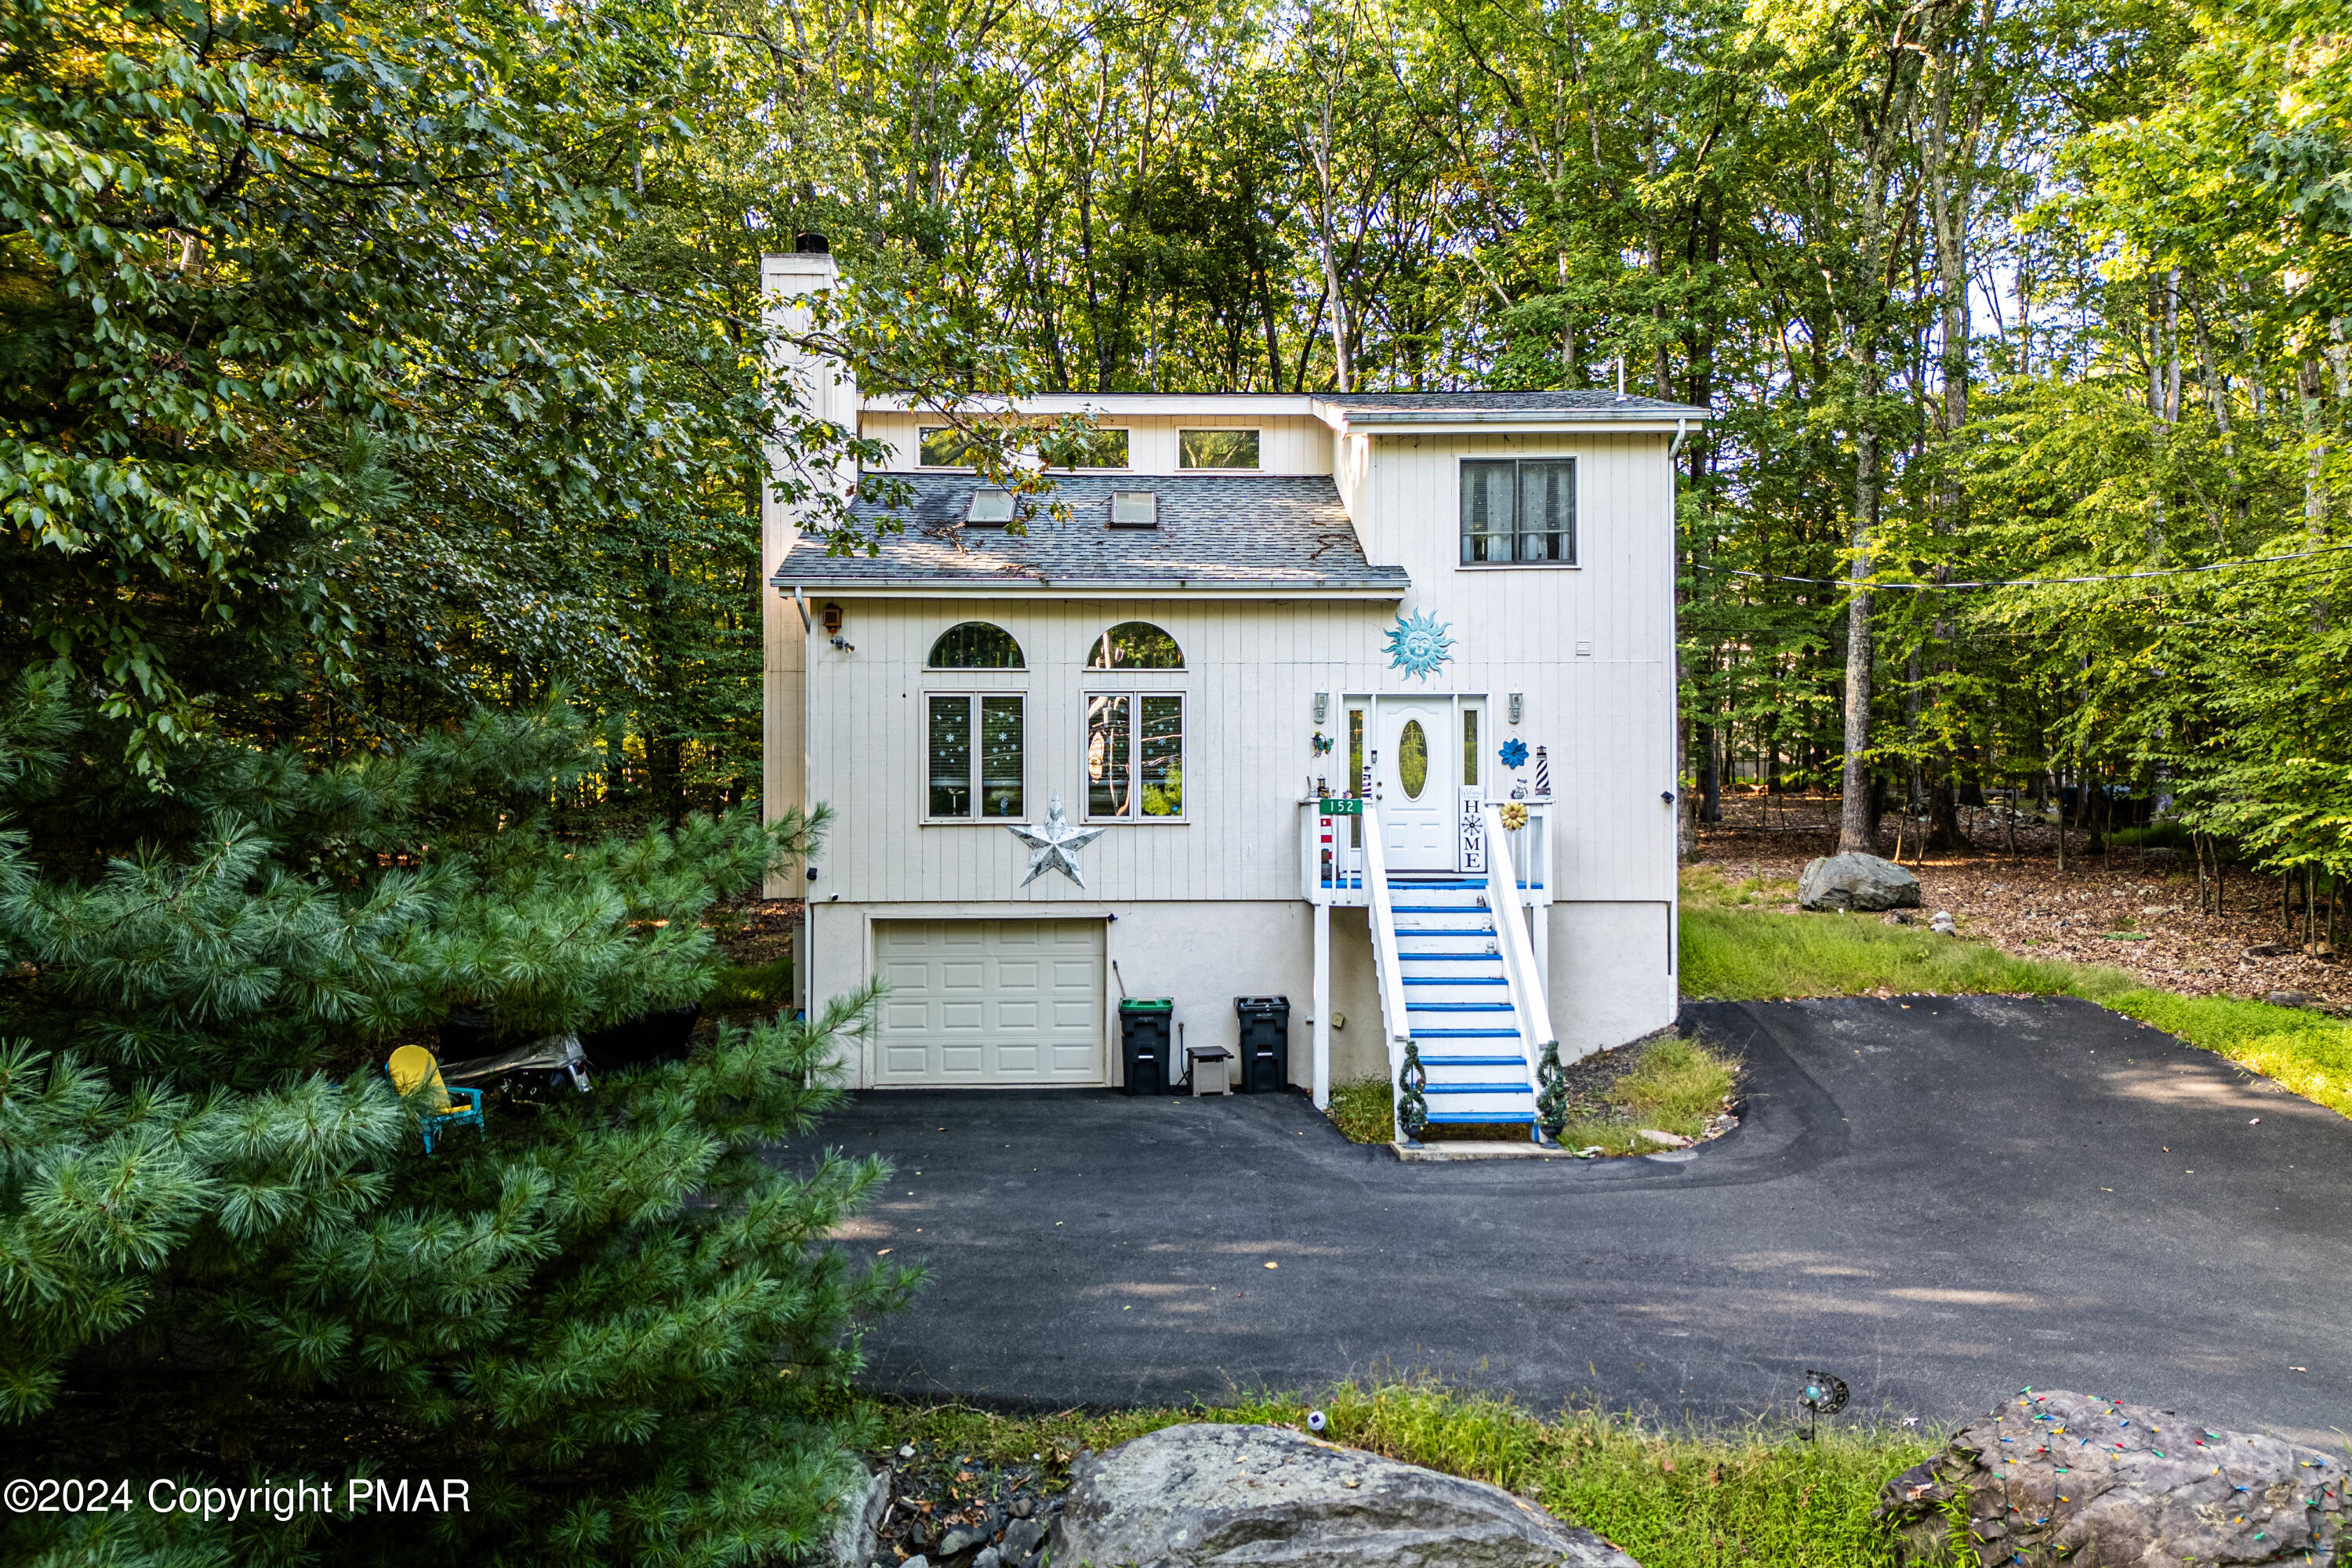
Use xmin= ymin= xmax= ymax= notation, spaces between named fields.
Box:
xmin=1498 ymin=737 xmax=1530 ymax=770
xmin=1383 ymin=609 xmax=1456 ymax=681
xmin=1009 ymin=794 xmax=1107 ymax=888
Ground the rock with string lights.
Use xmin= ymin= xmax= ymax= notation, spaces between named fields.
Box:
xmin=1876 ymin=1388 xmax=2341 ymax=1566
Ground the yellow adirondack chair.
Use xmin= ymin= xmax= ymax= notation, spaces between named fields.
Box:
xmin=387 ymin=1046 xmax=485 ymax=1155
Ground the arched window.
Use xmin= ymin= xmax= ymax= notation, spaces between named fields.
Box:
xmin=927 ymin=622 xmax=1025 ymax=669
xmin=1085 ymin=622 xmax=1183 ymax=670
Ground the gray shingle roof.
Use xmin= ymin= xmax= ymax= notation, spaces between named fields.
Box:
xmin=774 ymin=474 xmax=1409 ymax=592
xmin=1320 ymin=390 xmax=1708 ymax=415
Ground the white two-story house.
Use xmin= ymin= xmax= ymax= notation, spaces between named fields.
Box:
xmin=760 ymin=246 xmax=1701 ymax=1140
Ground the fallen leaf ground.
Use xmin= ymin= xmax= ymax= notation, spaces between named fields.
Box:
xmin=1693 ymin=793 xmax=2345 ymax=1011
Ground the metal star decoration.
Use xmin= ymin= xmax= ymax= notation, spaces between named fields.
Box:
xmin=1383 ymin=608 xmax=1456 ymax=681
xmin=1010 ymin=794 xmax=1107 ymax=888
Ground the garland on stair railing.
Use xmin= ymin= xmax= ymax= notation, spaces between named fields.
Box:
xmin=1397 ymin=1043 xmax=1428 ymax=1144
xmin=1536 ymin=1041 xmax=1568 ymax=1140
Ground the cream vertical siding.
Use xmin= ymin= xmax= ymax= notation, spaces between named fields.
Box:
xmin=804 ymin=596 xmax=1396 ymax=906
xmin=758 ymin=252 xmax=859 ymax=895
xmin=858 ymin=412 xmax=1335 ymax=476
xmin=1353 ymin=432 xmax=1679 ymax=907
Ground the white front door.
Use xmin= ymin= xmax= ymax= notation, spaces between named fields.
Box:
xmin=873 ymin=919 xmax=1106 ymax=1084
xmin=1375 ymin=696 xmax=1454 ymax=871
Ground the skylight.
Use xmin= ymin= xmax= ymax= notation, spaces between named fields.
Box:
xmin=967 ymin=488 xmax=1017 ymax=525
xmin=1109 ymin=490 xmax=1158 ymax=528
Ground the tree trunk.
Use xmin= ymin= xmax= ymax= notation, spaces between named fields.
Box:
xmin=1838 ymin=414 xmax=1878 ymax=852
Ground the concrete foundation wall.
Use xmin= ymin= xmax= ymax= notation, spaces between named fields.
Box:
xmin=806 ymin=896 xmax=1670 ymax=1090
xmin=1546 ymin=901 xmax=1679 ymax=1058
xmin=807 ymin=898 xmax=1388 ymax=1091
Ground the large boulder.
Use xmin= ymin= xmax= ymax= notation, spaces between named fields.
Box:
xmin=1798 ymin=852 xmax=1922 ymax=912
xmin=1046 ymin=1422 xmax=1639 ymax=1567
xmin=1876 ymin=1389 xmax=2344 ymax=1566
xmin=815 ymin=1463 xmax=890 ymax=1567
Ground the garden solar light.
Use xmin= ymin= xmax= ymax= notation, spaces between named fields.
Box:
xmin=1798 ymin=1370 xmax=1848 ymax=1442
xmin=1307 ymin=1410 xmax=1328 ymax=1434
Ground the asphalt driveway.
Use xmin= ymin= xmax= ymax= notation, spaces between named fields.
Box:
xmin=798 ymin=996 xmax=2352 ymax=1444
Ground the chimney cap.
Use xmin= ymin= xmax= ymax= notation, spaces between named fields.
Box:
xmin=794 ymin=230 xmax=830 ymax=255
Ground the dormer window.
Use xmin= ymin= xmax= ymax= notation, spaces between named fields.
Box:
xmin=1109 ymin=490 xmax=1158 ymax=528
xmin=967 ymin=488 xmax=1017 ymax=525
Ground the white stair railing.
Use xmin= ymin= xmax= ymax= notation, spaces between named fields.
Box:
xmin=1359 ymin=803 xmax=1418 ymax=1142
xmin=1482 ymin=801 xmax=1561 ymax=1143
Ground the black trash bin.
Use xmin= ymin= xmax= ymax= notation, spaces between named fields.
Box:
xmin=1119 ymin=999 xmax=1174 ymax=1095
xmin=1232 ymin=996 xmax=1290 ymax=1094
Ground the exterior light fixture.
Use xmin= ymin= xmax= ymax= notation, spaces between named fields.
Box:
xmin=1508 ymin=692 xmax=1524 ymax=725
xmin=1797 ymin=1370 xmax=1848 ymax=1441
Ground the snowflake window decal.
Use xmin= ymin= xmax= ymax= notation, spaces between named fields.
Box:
xmin=1383 ymin=609 xmax=1455 ymax=681
xmin=1498 ymin=737 xmax=1530 ymax=770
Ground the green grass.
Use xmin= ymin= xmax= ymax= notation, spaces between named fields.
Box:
xmin=1679 ymin=903 xmax=2096 ymax=1001
xmin=874 ymin=1380 xmax=1955 ymax=1568
xmin=1324 ymin=1035 xmax=1740 ymax=1150
xmin=1328 ymin=1073 xmax=1397 ymax=1142
xmin=703 ymin=954 xmax=794 ymax=1014
xmin=1679 ymin=875 xmax=2352 ymax=1120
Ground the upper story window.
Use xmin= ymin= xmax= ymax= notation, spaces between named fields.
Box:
xmin=1067 ymin=428 xmax=1130 ymax=469
xmin=928 ymin=622 xmax=1024 ymax=669
xmin=1086 ymin=622 xmax=1183 ymax=670
xmin=1178 ymin=429 xmax=1260 ymax=470
xmin=1461 ymin=457 xmax=1577 ymax=565
xmin=918 ymin=426 xmax=974 ymax=467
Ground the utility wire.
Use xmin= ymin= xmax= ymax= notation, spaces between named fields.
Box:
xmin=1690 ymin=543 xmax=2352 ymax=591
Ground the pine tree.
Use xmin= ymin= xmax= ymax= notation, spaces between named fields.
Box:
xmin=0 ymin=671 xmax=913 ymax=1566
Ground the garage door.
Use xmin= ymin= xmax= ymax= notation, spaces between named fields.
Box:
xmin=874 ymin=920 xmax=1105 ymax=1085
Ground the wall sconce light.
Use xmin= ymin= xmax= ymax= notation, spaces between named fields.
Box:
xmin=1508 ymin=693 xmax=1524 ymax=725
xmin=820 ymin=602 xmax=844 ymax=635
xmin=1312 ymin=691 xmax=1330 ymax=724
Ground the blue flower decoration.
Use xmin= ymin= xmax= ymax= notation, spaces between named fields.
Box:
xmin=1383 ymin=609 xmax=1455 ymax=681
xmin=1498 ymin=738 xmax=1530 ymax=770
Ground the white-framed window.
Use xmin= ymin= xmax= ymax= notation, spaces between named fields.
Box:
xmin=1176 ymin=429 xmax=1260 ymax=470
xmin=927 ymin=621 xmax=1024 ymax=669
xmin=1460 ymin=456 xmax=1576 ymax=564
xmin=926 ymin=693 xmax=1025 ymax=821
xmin=1068 ymin=428 xmax=1131 ymax=469
xmin=1084 ymin=692 xmax=1185 ymax=820
xmin=917 ymin=426 xmax=974 ymax=468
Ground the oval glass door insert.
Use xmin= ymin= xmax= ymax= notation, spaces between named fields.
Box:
xmin=1398 ymin=720 xmax=1429 ymax=799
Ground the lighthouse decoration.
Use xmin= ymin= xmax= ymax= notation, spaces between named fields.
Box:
xmin=1534 ymin=746 xmax=1552 ymax=800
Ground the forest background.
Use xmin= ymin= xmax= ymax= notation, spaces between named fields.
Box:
xmin=13 ymin=0 xmax=2352 ymax=884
